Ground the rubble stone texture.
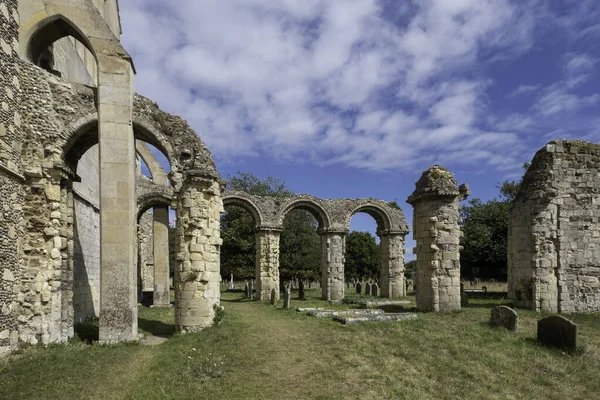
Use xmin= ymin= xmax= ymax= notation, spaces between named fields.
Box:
xmin=0 ymin=0 xmax=222 ymax=349
xmin=0 ymin=0 xmax=23 ymax=355
xmin=508 ymin=140 xmax=600 ymax=313
xmin=407 ymin=166 xmax=469 ymax=312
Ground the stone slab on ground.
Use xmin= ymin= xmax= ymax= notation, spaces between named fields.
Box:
xmin=537 ymin=315 xmax=578 ymax=351
xmin=353 ymin=299 xmax=412 ymax=308
xmin=334 ymin=313 xmax=418 ymax=325
xmin=296 ymin=307 xmax=325 ymax=312
xmin=490 ymin=306 xmax=518 ymax=332
xmin=140 ymin=336 xmax=169 ymax=346
xmin=308 ymin=309 xmax=385 ymax=318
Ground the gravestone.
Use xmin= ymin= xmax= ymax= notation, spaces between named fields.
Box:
xmin=461 ymin=293 xmax=468 ymax=306
xmin=481 ymin=286 xmax=487 ymax=293
xmin=284 ymin=287 xmax=291 ymax=309
xmin=244 ymin=281 xmax=249 ymax=298
xmin=356 ymin=282 xmax=362 ymax=294
xmin=490 ymin=306 xmax=518 ymax=332
xmin=460 ymin=282 xmax=464 ymax=293
xmin=537 ymin=315 xmax=578 ymax=351
xmin=270 ymin=289 xmax=277 ymax=306
xmin=364 ymin=283 xmax=371 ymax=296
xmin=249 ymin=280 xmax=254 ymax=299
xmin=372 ymin=283 xmax=378 ymax=297
xmin=474 ymin=278 xmax=480 ymax=286
xmin=299 ymin=280 xmax=305 ymax=300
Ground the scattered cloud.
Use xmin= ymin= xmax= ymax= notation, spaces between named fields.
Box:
xmin=119 ymin=0 xmax=600 ymax=175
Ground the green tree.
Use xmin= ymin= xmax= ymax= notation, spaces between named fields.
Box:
xmin=344 ymin=231 xmax=380 ymax=280
xmin=220 ymin=172 xmax=321 ymax=281
xmin=459 ymin=168 xmax=526 ymax=280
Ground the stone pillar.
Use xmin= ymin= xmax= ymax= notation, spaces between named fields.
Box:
xmin=320 ymin=231 xmax=346 ymax=301
xmin=137 ymin=209 xmax=154 ymax=303
xmin=174 ymin=176 xmax=222 ymax=332
xmin=98 ymin=55 xmax=137 ymax=343
xmin=380 ymin=232 xmax=406 ymax=298
xmin=153 ymin=206 xmax=170 ymax=307
xmin=0 ymin=0 xmax=23 ymax=354
xmin=407 ymin=165 xmax=469 ymax=312
xmin=255 ymin=227 xmax=281 ymax=301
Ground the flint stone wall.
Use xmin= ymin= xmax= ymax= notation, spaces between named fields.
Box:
xmin=508 ymin=140 xmax=600 ymax=313
xmin=0 ymin=0 xmax=23 ymax=355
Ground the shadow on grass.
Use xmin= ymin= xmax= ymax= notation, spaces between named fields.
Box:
xmin=463 ymin=292 xmax=511 ymax=308
xmin=221 ymin=297 xmax=257 ymax=303
xmin=138 ymin=318 xmax=175 ymax=338
xmin=74 ymin=319 xmax=99 ymax=344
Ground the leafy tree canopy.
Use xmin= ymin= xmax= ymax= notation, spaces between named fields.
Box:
xmin=345 ymin=231 xmax=380 ymax=280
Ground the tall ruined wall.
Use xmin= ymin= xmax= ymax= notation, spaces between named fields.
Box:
xmin=0 ymin=0 xmax=24 ymax=355
xmin=138 ymin=208 xmax=154 ymax=294
xmin=508 ymin=140 xmax=600 ymax=313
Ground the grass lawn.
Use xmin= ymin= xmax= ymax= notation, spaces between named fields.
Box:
xmin=1 ymin=286 xmax=599 ymax=400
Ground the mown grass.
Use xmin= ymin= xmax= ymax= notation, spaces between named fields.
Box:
xmin=1 ymin=285 xmax=599 ymax=400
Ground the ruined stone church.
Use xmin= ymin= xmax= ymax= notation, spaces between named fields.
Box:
xmin=1 ymin=0 xmax=599 ymax=356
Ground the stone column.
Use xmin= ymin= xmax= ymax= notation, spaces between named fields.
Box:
xmin=153 ymin=206 xmax=170 ymax=306
xmin=320 ymin=231 xmax=346 ymax=301
xmin=174 ymin=176 xmax=222 ymax=332
xmin=407 ymin=165 xmax=469 ymax=312
xmin=380 ymin=232 xmax=406 ymax=298
xmin=255 ymin=227 xmax=281 ymax=301
xmin=98 ymin=55 xmax=137 ymax=343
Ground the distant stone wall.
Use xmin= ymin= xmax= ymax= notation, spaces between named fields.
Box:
xmin=508 ymin=140 xmax=600 ymax=313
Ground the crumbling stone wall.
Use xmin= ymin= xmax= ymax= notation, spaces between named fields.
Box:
xmin=508 ymin=140 xmax=600 ymax=313
xmin=0 ymin=0 xmax=24 ymax=355
xmin=138 ymin=208 xmax=154 ymax=295
xmin=407 ymin=166 xmax=469 ymax=312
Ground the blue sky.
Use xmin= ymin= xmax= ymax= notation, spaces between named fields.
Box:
xmin=122 ymin=0 xmax=600 ymax=258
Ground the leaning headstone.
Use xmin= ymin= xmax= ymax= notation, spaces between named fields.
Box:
xmin=364 ymin=283 xmax=371 ymax=296
xmin=299 ymin=280 xmax=305 ymax=300
xmin=490 ymin=306 xmax=518 ymax=332
xmin=356 ymin=282 xmax=362 ymax=294
xmin=270 ymin=289 xmax=277 ymax=306
xmin=371 ymin=283 xmax=378 ymax=297
xmin=537 ymin=315 xmax=578 ymax=351
xmin=284 ymin=287 xmax=291 ymax=309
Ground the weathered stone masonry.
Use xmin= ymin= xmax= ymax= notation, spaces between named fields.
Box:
xmin=508 ymin=140 xmax=600 ymax=313
xmin=0 ymin=0 xmax=24 ymax=355
xmin=222 ymin=192 xmax=410 ymax=301
xmin=407 ymin=166 xmax=469 ymax=312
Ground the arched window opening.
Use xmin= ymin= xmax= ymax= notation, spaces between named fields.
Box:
xmin=280 ymin=209 xmax=321 ymax=291
xmin=27 ymin=15 xmax=98 ymax=87
xmin=347 ymin=213 xmax=380 ymax=282
xmin=220 ymin=204 xmax=258 ymax=285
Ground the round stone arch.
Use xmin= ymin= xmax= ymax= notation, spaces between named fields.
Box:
xmin=137 ymin=193 xmax=175 ymax=221
xmin=61 ymin=115 xmax=177 ymax=179
xmin=221 ymin=195 xmax=264 ymax=227
xmin=344 ymin=203 xmax=393 ymax=233
xmin=277 ymin=197 xmax=331 ymax=230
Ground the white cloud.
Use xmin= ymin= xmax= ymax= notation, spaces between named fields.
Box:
xmin=118 ymin=0 xmax=598 ymax=175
